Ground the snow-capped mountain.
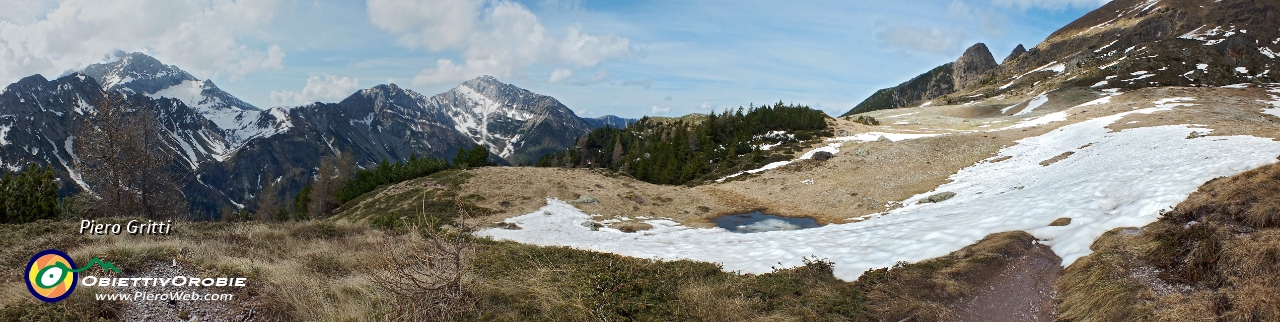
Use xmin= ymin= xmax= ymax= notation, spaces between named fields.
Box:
xmin=844 ymin=0 xmax=1280 ymax=115
xmin=0 ymin=53 xmax=632 ymax=215
xmin=425 ymin=76 xmax=593 ymax=161
xmin=194 ymin=77 xmax=594 ymax=211
xmin=81 ymin=53 xmax=291 ymax=155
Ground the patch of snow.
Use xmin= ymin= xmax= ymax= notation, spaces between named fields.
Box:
xmin=1074 ymin=96 xmax=1112 ymax=109
xmin=1099 ymin=56 xmax=1127 ymax=70
xmin=1000 ymin=104 xmax=1019 ymax=114
xmin=1260 ymin=47 xmax=1277 ymax=59
xmin=1091 ymin=81 xmax=1109 ymax=87
xmin=1236 ymin=67 xmax=1249 ymax=74
xmin=479 ymin=108 xmax=1280 ymax=280
xmin=1260 ymin=93 xmax=1280 ymax=117
xmin=1014 ymin=93 xmax=1050 ymax=116
xmin=1002 ymin=112 xmax=1069 ymax=130
xmin=1153 ymin=97 xmax=1197 ymax=109
xmin=1180 ymin=25 xmax=1236 ymax=46
xmin=1122 ymin=74 xmax=1155 ymax=82
xmin=919 ymin=101 xmax=933 ymax=107
xmin=1196 ymin=64 xmax=1208 ymax=70
xmin=885 ymin=112 xmax=918 ymax=118
xmin=716 ymin=132 xmax=943 ymax=182
xmin=1132 ymin=0 xmax=1160 ymax=13
xmin=1095 ymin=40 xmax=1118 ymax=53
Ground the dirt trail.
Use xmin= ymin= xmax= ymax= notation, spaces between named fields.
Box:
xmin=951 ymin=242 xmax=1062 ymax=322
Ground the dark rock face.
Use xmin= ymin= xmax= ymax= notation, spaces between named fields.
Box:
xmin=952 ymin=43 xmax=999 ymax=90
xmin=843 ymin=42 xmax=998 ymax=116
xmin=842 ymin=64 xmax=955 ymax=116
xmin=1003 ymin=44 xmax=1028 ymax=65
xmin=583 ymin=115 xmax=638 ymax=129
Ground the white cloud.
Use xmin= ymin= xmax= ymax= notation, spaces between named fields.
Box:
xmin=269 ymin=73 xmax=359 ymax=106
xmin=650 ymin=106 xmax=670 ymax=114
xmin=365 ymin=0 xmax=631 ymax=86
xmin=0 ymin=0 xmax=58 ymax=23
xmin=571 ymin=68 xmax=612 ymax=86
xmin=991 ymin=0 xmax=1111 ymax=10
xmin=622 ymin=77 xmax=653 ymax=89
xmin=365 ymin=0 xmax=481 ymax=51
xmin=548 ymin=67 xmax=573 ymax=83
xmin=875 ymin=20 xmax=965 ymax=55
xmin=0 ymin=0 xmax=286 ymax=87
xmin=699 ymin=101 xmax=717 ymax=110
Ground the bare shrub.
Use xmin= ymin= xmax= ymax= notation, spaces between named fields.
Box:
xmin=372 ymin=197 xmax=477 ymax=320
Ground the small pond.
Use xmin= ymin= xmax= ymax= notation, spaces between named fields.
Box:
xmin=713 ymin=211 xmax=822 ymax=233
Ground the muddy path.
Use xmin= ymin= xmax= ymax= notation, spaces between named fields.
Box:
xmin=951 ymin=242 xmax=1062 ymax=322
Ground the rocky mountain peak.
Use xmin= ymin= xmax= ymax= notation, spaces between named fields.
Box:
xmin=1003 ymin=44 xmax=1027 ymax=64
xmin=952 ymin=43 xmax=999 ymax=90
xmin=81 ymin=52 xmax=198 ymax=95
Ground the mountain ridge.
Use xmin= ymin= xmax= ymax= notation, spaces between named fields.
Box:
xmin=0 ymin=54 xmax=609 ymax=215
xmin=844 ymin=0 xmax=1279 ymax=116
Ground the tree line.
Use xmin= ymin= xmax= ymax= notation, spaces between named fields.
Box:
xmin=247 ymin=144 xmax=495 ymax=222
xmin=537 ymin=102 xmax=829 ymax=185
xmin=0 ymin=164 xmax=60 ymax=223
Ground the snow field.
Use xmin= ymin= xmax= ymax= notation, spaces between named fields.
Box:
xmin=1014 ymin=92 xmax=1050 ymax=116
xmin=479 ymin=101 xmax=1280 ymax=281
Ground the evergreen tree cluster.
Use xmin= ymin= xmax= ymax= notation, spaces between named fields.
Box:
xmin=329 ymin=144 xmax=495 ymax=208
xmin=0 ymin=163 xmax=61 ymax=223
xmin=537 ymin=102 xmax=829 ymax=185
xmin=335 ymin=153 xmax=451 ymax=204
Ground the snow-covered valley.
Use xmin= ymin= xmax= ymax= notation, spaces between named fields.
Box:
xmin=480 ymin=94 xmax=1280 ymax=281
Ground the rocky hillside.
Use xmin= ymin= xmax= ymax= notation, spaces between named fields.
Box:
xmin=846 ymin=0 xmax=1279 ymax=116
xmin=842 ymin=43 xmax=997 ymax=115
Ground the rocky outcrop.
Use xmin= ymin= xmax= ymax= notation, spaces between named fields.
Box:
xmin=842 ymin=42 xmax=998 ymax=116
xmin=842 ymin=63 xmax=955 ymax=116
xmin=1003 ymin=44 xmax=1027 ymax=64
xmin=952 ymin=43 xmax=999 ymax=90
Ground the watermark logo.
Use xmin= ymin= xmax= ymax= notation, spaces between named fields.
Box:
xmin=24 ymin=249 xmax=119 ymax=303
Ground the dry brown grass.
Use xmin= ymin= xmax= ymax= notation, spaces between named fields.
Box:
xmin=1058 ymin=162 xmax=1280 ymax=322
xmin=0 ymin=220 xmax=403 ymax=321
xmin=1040 ymin=151 xmax=1075 ymax=166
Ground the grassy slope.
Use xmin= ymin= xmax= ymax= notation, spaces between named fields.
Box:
xmin=1058 ymin=162 xmax=1280 ymax=321
xmin=0 ymin=168 xmax=1050 ymax=321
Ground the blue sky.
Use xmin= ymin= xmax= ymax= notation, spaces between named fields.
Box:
xmin=0 ymin=0 xmax=1109 ymax=118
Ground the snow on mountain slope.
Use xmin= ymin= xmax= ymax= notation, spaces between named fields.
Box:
xmin=422 ymin=76 xmax=592 ymax=163
xmin=443 ymin=84 xmax=536 ymax=159
xmin=479 ymin=99 xmax=1280 ymax=281
xmin=83 ymin=53 xmax=291 ymax=154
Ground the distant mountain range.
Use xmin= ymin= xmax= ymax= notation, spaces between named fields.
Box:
xmin=0 ymin=53 xmax=635 ymax=215
xmin=844 ymin=0 xmax=1279 ymax=116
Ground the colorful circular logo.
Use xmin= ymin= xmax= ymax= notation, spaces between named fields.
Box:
xmin=25 ymin=249 xmax=78 ymax=303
